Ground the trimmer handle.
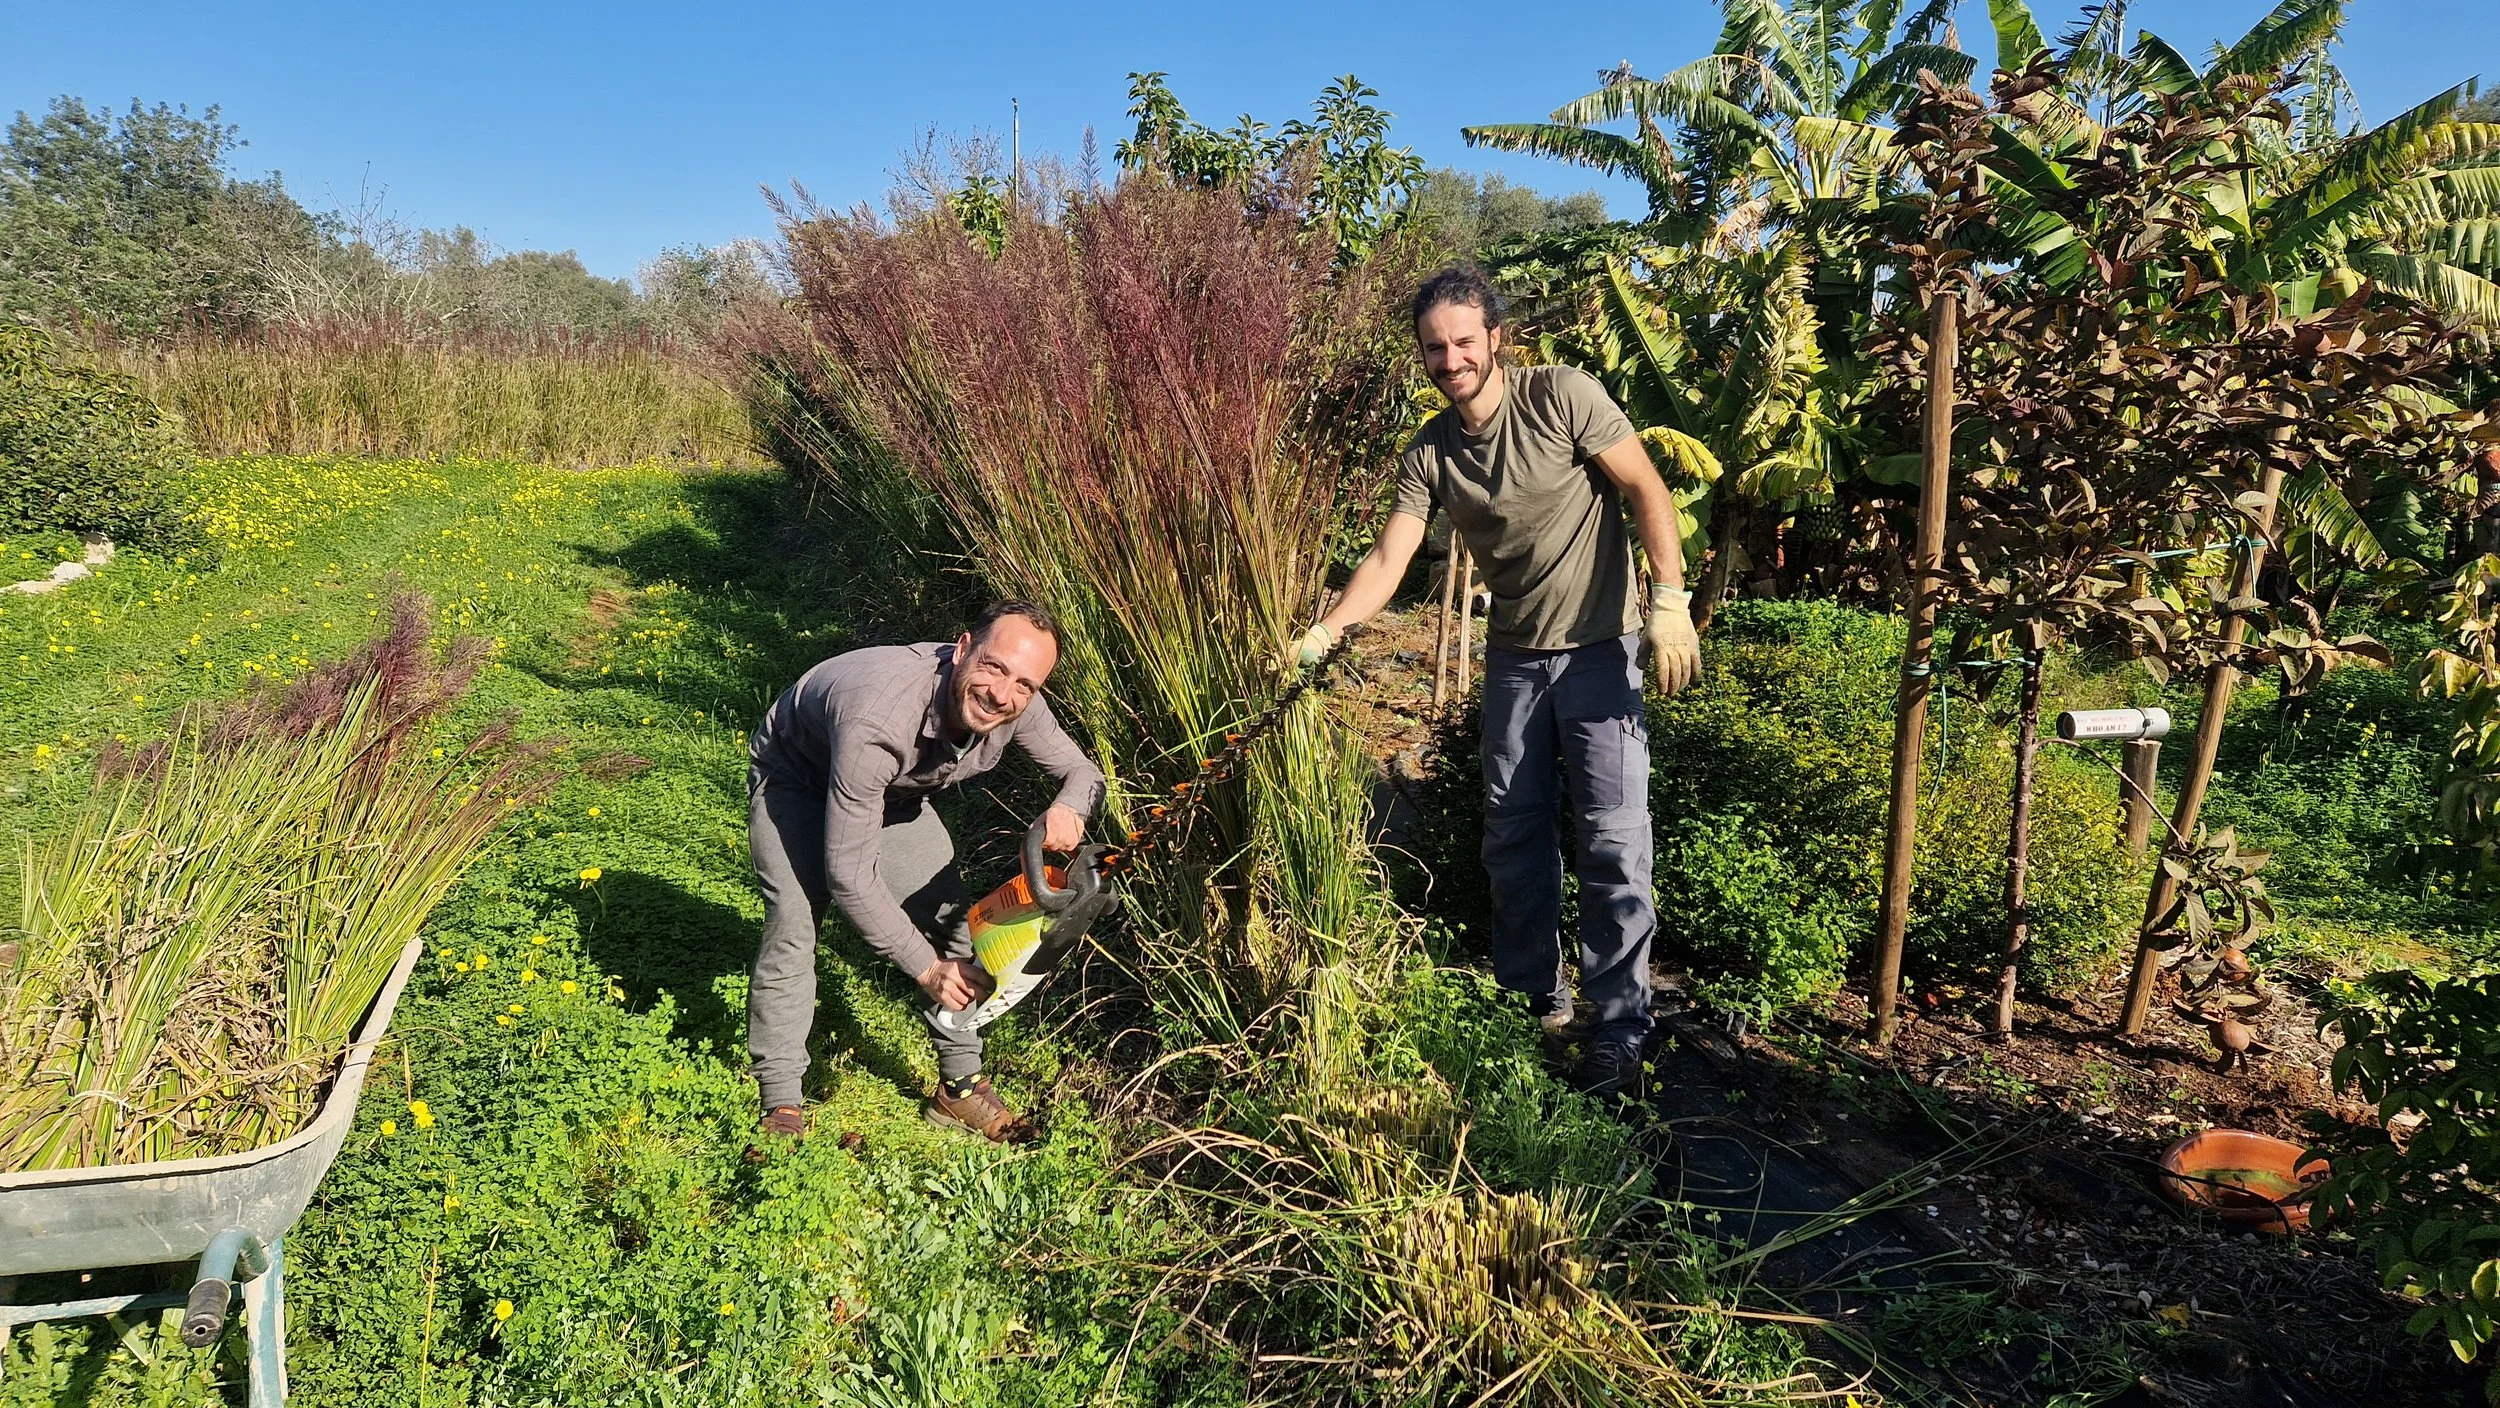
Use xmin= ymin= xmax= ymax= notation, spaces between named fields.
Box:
xmin=1022 ymin=815 xmax=1109 ymax=913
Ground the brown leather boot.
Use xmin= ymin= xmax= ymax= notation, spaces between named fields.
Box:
xmin=923 ymin=1078 xmax=1038 ymax=1144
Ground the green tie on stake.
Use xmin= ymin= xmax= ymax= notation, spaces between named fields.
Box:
xmin=928 ymin=627 xmax=1362 ymax=1034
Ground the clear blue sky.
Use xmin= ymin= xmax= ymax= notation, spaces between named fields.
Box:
xmin=4 ymin=1 xmax=2490 ymax=284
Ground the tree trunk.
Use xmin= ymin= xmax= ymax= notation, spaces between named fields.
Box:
xmin=1990 ymin=644 xmax=2046 ymax=1038
xmin=1871 ymin=289 xmax=1958 ymax=1043
xmin=1693 ymin=504 xmax=1749 ymax=633
xmin=2118 ymin=460 xmax=2288 ymax=1034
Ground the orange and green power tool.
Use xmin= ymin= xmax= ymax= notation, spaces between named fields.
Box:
xmin=929 ymin=819 xmax=1119 ymax=1034
xmin=926 ymin=627 xmax=1360 ymax=1035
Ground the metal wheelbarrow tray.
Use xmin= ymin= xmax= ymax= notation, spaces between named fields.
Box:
xmin=0 ymin=936 xmax=426 ymax=1404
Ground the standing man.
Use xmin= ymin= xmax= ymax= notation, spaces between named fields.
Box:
xmin=1292 ymin=266 xmax=1700 ymax=1097
xmin=746 ymin=601 xmax=1105 ymax=1142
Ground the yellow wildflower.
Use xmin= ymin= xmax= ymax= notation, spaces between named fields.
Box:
xmin=578 ymin=867 xmax=602 ymax=884
xmin=444 ymin=1194 xmax=460 ymax=1212
xmin=380 ymin=1119 xmax=397 ymax=1136
xmin=586 ymin=806 xmax=601 ymax=818
xmin=532 ymin=934 xmax=549 ymax=945
xmin=472 ymin=952 xmax=489 ymax=969
xmin=508 ymin=1003 xmax=525 ymax=1015
xmin=494 ymin=1299 xmax=514 ymax=1322
xmin=520 ymin=968 xmax=538 ymax=983
xmin=410 ymin=1100 xmax=434 ymax=1129
xmin=719 ymin=1302 xmax=736 ymax=1316
xmin=559 ymin=980 xmax=579 ymax=995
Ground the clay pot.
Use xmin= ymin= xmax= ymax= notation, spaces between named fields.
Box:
xmin=2157 ymin=1129 xmax=2328 ymax=1234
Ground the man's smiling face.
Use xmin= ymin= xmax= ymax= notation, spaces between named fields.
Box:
xmin=1417 ymin=299 xmax=1502 ymax=406
xmin=949 ymin=614 xmax=1058 ymax=736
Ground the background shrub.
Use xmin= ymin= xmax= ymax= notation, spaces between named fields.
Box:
xmin=2200 ymin=611 xmax=2499 ymax=964
xmin=0 ymin=321 xmax=190 ymax=547
xmin=2314 ymin=969 xmax=2500 ymax=1392
xmin=1663 ymin=601 xmax=2140 ymax=1013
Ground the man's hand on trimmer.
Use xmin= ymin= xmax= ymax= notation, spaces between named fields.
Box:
xmin=1040 ymin=803 xmax=1085 ymax=854
xmin=1646 ymin=582 xmax=1700 ymax=697
xmin=1289 ymin=621 xmax=1338 ymax=671
xmin=918 ymin=958 xmax=994 ymax=1012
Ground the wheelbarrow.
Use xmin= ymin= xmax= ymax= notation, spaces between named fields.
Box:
xmin=0 ymin=936 xmax=425 ymax=1405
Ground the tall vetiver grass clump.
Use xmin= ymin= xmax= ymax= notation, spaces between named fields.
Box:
xmin=0 ymin=596 xmax=562 ymax=1170
xmin=757 ymin=175 xmax=1416 ymax=1058
xmin=98 ymin=320 xmax=756 ymax=467
xmin=745 ymin=175 xmax=1809 ymax=1403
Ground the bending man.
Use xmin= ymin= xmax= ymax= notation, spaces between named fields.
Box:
xmin=1293 ymin=266 xmax=1699 ymax=1097
xmin=746 ymin=600 xmax=1104 ymax=1142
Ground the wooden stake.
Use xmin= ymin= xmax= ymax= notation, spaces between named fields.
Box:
xmin=1455 ymin=547 xmax=1475 ymax=698
xmin=2117 ymin=463 xmax=2287 ymax=1035
xmin=1870 ymin=289 xmax=1957 ymax=1044
xmin=1990 ymin=639 xmax=2045 ymax=1038
xmin=1432 ymin=540 xmax=1458 ymax=709
xmin=2120 ymin=739 xmax=2160 ymax=855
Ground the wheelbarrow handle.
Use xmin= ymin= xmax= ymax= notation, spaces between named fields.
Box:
xmin=179 ymin=1226 xmax=270 ymax=1348
xmin=181 ymin=1279 xmax=232 ymax=1348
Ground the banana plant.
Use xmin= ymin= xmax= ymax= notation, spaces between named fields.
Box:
xmin=1461 ymin=0 xmax=1937 ymax=613
xmin=1499 ymin=235 xmax=1864 ymax=627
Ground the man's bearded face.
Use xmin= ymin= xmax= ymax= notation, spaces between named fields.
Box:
xmin=950 ymin=614 xmax=1058 ymax=735
xmin=1417 ymin=300 xmax=1502 ymax=406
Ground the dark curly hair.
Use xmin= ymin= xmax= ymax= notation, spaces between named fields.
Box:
xmin=1410 ymin=264 xmax=1505 ymax=332
xmin=973 ymin=598 xmax=1059 ymax=644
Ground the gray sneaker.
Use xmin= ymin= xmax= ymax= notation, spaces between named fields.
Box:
xmin=1572 ymin=1038 xmax=1648 ymax=1100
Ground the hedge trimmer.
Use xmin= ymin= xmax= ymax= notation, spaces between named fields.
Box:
xmin=929 ymin=627 xmax=1360 ymax=1033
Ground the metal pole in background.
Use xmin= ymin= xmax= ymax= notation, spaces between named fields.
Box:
xmin=1869 ymin=288 xmax=1958 ymax=1044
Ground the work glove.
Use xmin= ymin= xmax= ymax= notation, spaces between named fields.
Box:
xmin=1646 ymin=583 xmax=1700 ymax=697
xmin=1289 ymin=621 xmax=1338 ymax=671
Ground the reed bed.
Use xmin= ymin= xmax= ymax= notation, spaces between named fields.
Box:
xmin=0 ymin=596 xmax=560 ymax=1171
xmin=100 ymin=322 xmax=756 ymax=467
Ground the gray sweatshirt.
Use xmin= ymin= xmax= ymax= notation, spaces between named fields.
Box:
xmin=749 ymin=642 xmax=1106 ymax=978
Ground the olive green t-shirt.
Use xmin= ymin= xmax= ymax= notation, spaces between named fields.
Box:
xmin=1391 ymin=364 xmax=1642 ymax=652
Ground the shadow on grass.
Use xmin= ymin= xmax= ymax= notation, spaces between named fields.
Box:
xmin=567 ymin=870 xmax=750 ymax=1055
xmin=582 ymin=473 xmax=976 ymax=715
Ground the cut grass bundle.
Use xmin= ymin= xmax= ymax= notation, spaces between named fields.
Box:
xmin=100 ymin=322 xmax=756 ymax=467
xmin=0 ymin=596 xmax=560 ymax=1170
